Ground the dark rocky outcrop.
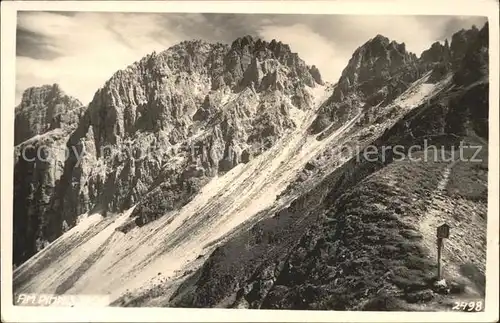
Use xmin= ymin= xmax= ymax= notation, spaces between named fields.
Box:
xmin=309 ymin=65 xmax=324 ymax=85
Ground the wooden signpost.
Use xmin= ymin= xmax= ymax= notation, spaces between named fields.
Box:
xmin=436 ymin=223 xmax=450 ymax=280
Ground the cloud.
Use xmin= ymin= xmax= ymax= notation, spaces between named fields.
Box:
xmin=330 ymin=16 xmax=440 ymax=55
xmin=327 ymin=15 xmax=487 ymax=55
xmin=256 ymin=15 xmax=485 ymax=84
xmin=16 ymin=12 xmax=185 ymax=105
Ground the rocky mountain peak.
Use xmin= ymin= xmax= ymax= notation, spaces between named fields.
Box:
xmin=363 ymin=34 xmax=409 ymax=58
xmin=15 ymin=84 xmax=83 ymax=145
xmin=13 ymin=33 xmax=327 ymax=250
xmin=320 ymin=34 xmax=417 ymax=113
xmin=18 ymin=83 xmax=64 ymax=108
xmin=453 ymin=22 xmax=488 ymax=85
xmin=13 ymin=22 xmax=490 ymax=309
xmin=225 ymin=35 xmax=321 ymax=90
xmin=230 ymin=35 xmax=257 ymax=49
xmin=369 ymin=34 xmax=390 ymax=46
xmin=420 ymin=41 xmax=451 ymax=64
xmin=83 ymin=35 xmax=324 ymax=150
xmin=310 ymin=34 xmax=426 ymax=134
xmin=230 ymin=35 xmax=293 ymax=57
xmin=420 ymin=25 xmax=481 ymax=68
xmin=418 ymin=24 xmax=484 ymax=84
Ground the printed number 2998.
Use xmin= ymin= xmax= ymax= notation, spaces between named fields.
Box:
xmin=452 ymin=301 xmax=483 ymax=311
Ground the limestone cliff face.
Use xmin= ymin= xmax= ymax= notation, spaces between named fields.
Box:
xmin=420 ymin=40 xmax=451 ymax=64
xmin=13 ymin=36 xmax=323 ymax=264
xmin=77 ymin=37 xmax=321 ymax=226
xmin=333 ymin=35 xmax=418 ymax=102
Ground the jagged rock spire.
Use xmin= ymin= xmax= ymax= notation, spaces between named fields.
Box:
xmin=15 ymin=84 xmax=83 ymax=145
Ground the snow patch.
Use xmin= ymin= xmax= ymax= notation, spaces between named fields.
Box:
xmin=72 ymin=212 xmax=105 ymax=235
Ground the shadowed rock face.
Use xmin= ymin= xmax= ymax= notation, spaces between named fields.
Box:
xmin=420 ymin=40 xmax=451 ymax=64
xmin=13 ymin=37 xmax=323 ymax=265
xmin=13 ymin=85 xmax=85 ymax=265
xmin=169 ymin=24 xmax=489 ymax=311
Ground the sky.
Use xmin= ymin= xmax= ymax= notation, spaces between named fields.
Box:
xmin=16 ymin=12 xmax=487 ymax=105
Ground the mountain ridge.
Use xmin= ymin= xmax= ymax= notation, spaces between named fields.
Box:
xmin=13 ymin=22 xmax=489 ymax=311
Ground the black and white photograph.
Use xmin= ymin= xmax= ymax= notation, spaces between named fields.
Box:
xmin=1 ymin=1 xmax=499 ymax=322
